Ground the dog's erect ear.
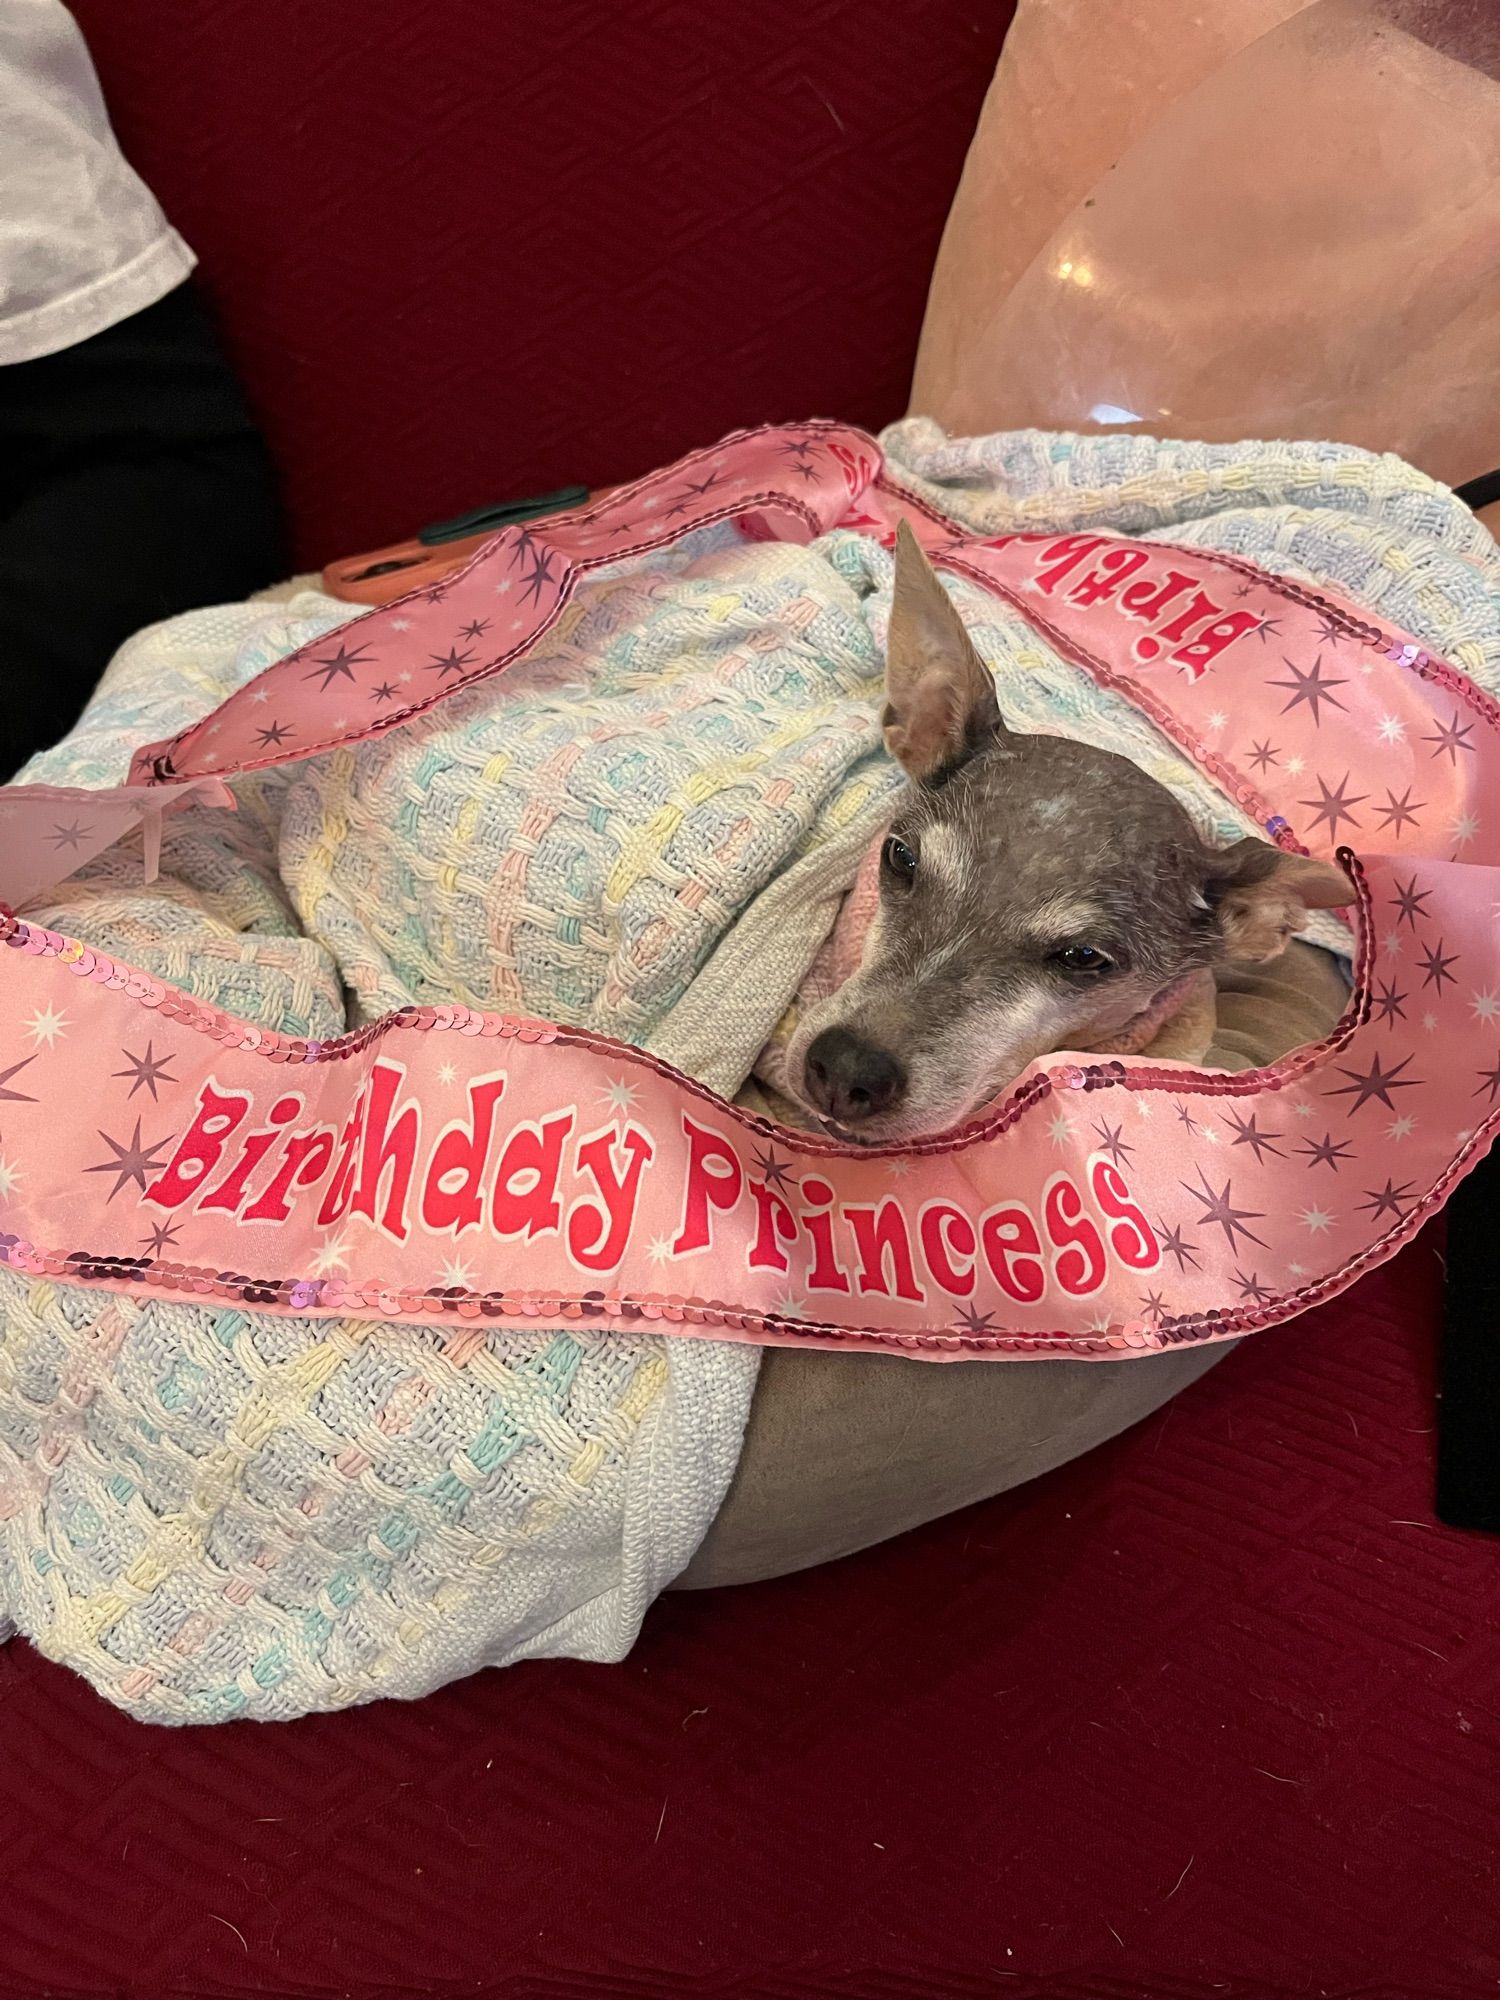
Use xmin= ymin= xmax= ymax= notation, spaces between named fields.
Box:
xmin=1204 ymin=838 xmax=1350 ymax=963
xmin=882 ymin=519 xmax=1005 ymax=782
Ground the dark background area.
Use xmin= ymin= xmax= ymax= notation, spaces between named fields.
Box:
xmin=67 ymin=0 xmax=1010 ymax=568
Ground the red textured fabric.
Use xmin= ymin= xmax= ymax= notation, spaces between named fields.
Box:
xmin=66 ymin=0 xmax=1011 ymax=569
xmin=8 ymin=7 xmax=1495 ymax=1995
xmin=4 ymin=1241 xmax=1496 ymax=1999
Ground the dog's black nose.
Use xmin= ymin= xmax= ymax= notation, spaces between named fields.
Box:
xmin=804 ymin=1027 xmax=906 ymax=1125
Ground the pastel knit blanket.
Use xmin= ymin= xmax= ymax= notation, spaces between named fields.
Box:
xmin=2 ymin=419 xmax=1494 ymax=1724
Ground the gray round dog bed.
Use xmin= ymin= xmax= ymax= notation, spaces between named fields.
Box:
xmin=681 ymin=943 xmax=1345 ymax=1587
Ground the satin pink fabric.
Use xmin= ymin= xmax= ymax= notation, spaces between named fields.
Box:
xmin=0 ymin=424 xmax=1492 ymax=1358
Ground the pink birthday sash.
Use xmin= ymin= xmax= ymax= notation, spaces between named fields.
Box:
xmin=0 ymin=422 xmax=1494 ymax=1360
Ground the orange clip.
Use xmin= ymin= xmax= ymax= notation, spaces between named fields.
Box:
xmin=321 ymin=485 xmax=598 ymax=607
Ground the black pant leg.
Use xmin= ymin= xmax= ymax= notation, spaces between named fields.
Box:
xmin=1437 ymin=1146 xmax=1500 ymax=1531
xmin=0 ymin=281 xmax=287 ymax=772
xmin=0 ymin=440 xmax=285 ymax=772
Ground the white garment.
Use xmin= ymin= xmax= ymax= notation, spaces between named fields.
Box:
xmin=0 ymin=0 xmax=194 ymax=363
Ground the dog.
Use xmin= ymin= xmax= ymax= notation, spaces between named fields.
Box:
xmin=786 ymin=521 xmax=1350 ymax=1145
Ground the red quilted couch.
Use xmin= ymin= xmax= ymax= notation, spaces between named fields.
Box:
xmin=5 ymin=6 xmax=1497 ymax=1996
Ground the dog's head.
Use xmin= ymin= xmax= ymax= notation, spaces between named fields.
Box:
xmin=787 ymin=522 xmax=1348 ymax=1143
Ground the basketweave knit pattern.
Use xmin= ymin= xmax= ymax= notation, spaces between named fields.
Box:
xmin=4 ymin=425 xmax=1498 ymax=1725
xmin=270 ymin=523 xmax=902 ymax=1033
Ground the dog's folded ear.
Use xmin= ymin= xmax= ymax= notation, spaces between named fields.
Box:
xmin=1204 ymin=837 xmax=1351 ymax=963
xmin=882 ymin=520 xmax=1005 ymax=782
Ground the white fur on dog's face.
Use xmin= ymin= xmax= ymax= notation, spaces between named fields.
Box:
xmin=789 ymin=525 xmax=1349 ymax=1144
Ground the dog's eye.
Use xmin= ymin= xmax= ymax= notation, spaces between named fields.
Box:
xmin=1053 ymin=944 xmax=1112 ymax=975
xmin=882 ymin=836 xmax=918 ymax=881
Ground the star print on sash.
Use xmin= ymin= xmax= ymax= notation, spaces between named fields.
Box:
xmin=751 ymin=1145 xmax=796 ymax=1194
xmin=519 ymin=547 xmax=557 ymax=605
xmin=1418 ymin=939 xmax=1460 ymax=994
xmin=87 ymin=1118 xmax=173 ymax=1201
xmin=140 ymin=1216 xmax=180 ymax=1257
xmin=1391 ymin=878 xmax=1432 ymax=927
xmin=0 ymin=1054 xmax=37 ymax=1105
xmin=954 ymin=1303 xmax=998 ymax=1335
xmin=1090 ymin=1117 xmax=1134 ymax=1169
xmin=773 ymin=437 xmax=826 ymax=488
xmin=1271 ymin=656 xmax=1347 ymax=725
xmin=1450 ymin=811 xmax=1482 ymax=853
xmin=1153 ymin=1220 xmax=1198 ymax=1270
xmin=1222 ymin=1109 xmax=1284 ymax=1161
xmin=1234 ymin=1269 xmax=1276 ymax=1304
xmin=1357 ymin=1178 xmax=1417 ymax=1223
xmin=1370 ymin=978 xmax=1407 ymax=1027
xmin=304 ymin=643 xmax=374 ymax=691
xmin=1374 ymin=787 xmax=1424 ymax=838
xmin=113 ymin=1041 xmax=177 ymax=1101
xmin=1180 ymin=1171 xmax=1267 ymax=1253
xmin=1325 ymin=1050 xmax=1423 ymax=1113
xmin=1422 ymin=713 xmax=1475 ymax=764
xmin=25 ymin=1006 xmax=67 ymax=1048
xmin=1300 ymin=773 xmax=1367 ymax=840
xmin=1295 ymin=1130 xmax=1355 ymax=1171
